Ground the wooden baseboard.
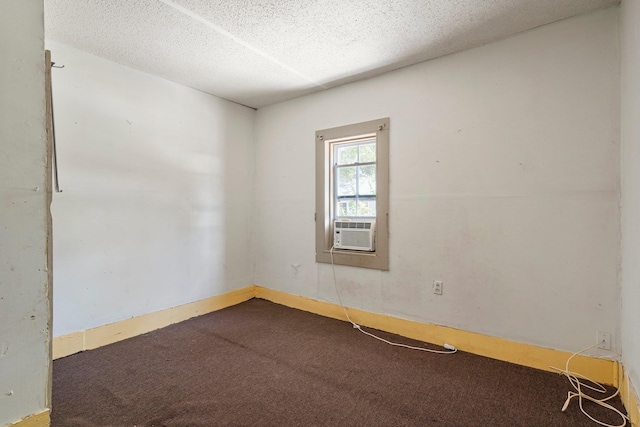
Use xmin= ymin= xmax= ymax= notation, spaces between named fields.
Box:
xmin=53 ymin=286 xmax=256 ymax=359
xmin=51 ymin=283 xmax=638 ymax=422
xmin=618 ymin=364 xmax=640 ymax=426
xmin=8 ymin=410 xmax=49 ymax=427
xmin=254 ymin=286 xmax=617 ymax=386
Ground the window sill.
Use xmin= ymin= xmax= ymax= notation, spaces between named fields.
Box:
xmin=316 ymin=249 xmax=388 ymax=271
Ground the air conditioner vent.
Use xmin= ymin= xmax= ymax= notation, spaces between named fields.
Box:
xmin=334 ymin=220 xmax=375 ymax=251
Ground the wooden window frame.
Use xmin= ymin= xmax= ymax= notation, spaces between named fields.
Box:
xmin=315 ymin=118 xmax=389 ymax=270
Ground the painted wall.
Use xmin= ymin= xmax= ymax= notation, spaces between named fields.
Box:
xmin=0 ymin=1 xmax=50 ymax=425
xmin=621 ymin=0 xmax=640 ymax=397
xmin=254 ymin=8 xmax=620 ymax=354
xmin=47 ymin=41 xmax=256 ymax=337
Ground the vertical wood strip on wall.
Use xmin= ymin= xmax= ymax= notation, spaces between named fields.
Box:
xmin=44 ymin=49 xmax=54 ymax=414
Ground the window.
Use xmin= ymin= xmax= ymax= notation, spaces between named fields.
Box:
xmin=315 ymin=118 xmax=389 ymax=270
xmin=334 ymin=139 xmax=377 ymax=219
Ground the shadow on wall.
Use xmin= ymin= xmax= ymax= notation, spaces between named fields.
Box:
xmin=48 ymin=40 xmax=255 ymax=338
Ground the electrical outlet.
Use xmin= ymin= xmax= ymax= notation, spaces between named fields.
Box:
xmin=433 ymin=280 xmax=443 ymax=295
xmin=597 ymin=331 xmax=611 ymax=350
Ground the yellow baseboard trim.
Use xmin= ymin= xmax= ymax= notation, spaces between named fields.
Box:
xmin=8 ymin=410 xmax=49 ymax=427
xmin=618 ymin=364 xmax=640 ymax=426
xmin=51 ymin=283 xmax=634 ymax=421
xmin=255 ymin=286 xmax=617 ymax=386
xmin=53 ymin=286 xmax=256 ymax=359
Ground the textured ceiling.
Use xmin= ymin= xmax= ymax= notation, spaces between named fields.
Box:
xmin=45 ymin=0 xmax=619 ymax=109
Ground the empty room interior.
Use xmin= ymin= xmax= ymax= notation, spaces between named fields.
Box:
xmin=2 ymin=0 xmax=640 ymax=426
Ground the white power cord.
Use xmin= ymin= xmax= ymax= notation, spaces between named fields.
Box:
xmin=329 ymin=246 xmax=457 ymax=355
xmin=550 ymin=342 xmax=629 ymax=427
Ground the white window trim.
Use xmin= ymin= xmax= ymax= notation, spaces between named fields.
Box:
xmin=315 ymin=118 xmax=389 ymax=270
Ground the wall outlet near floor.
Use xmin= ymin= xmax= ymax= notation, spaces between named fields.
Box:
xmin=433 ymin=280 xmax=443 ymax=295
xmin=597 ymin=331 xmax=611 ymax=350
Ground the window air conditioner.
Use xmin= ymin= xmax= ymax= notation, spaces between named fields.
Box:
xmin=334 ymin=220 xmax=376 ymax=251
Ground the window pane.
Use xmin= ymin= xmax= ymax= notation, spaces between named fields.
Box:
xmin=337 ymin=166 xmax=356 ymax=196
xmin=359 ymin=143 xmax=376 ymax=163
xmin=358 ymin=165 xmax=376 ymax=196
xmin=337 ymin=146 xmax=358 ymax=165
xmin=338 ymin=199 xmax=357 ymax=217
xmin=334 ymin=139 xmax=378 ymax=218
xmin=357 ymin=199 xmax=376 ymax=217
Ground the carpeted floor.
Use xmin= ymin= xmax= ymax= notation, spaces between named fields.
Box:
xmin=52 ymin=298 xmax=626 ymax=426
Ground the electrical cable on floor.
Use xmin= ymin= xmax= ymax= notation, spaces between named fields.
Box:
xmin=550 ymin=342 xmax=629 ymax=427
xmin=329 ymin=246 xmax=457 ymax=355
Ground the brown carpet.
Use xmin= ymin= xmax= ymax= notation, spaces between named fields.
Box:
xmin=52 ymin=298 xmax=626 ymax=426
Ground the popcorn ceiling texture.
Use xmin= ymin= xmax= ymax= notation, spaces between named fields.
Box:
xmin=45 ymin=0 xmax=618 ymax=108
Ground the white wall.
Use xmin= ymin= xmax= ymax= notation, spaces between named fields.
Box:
xmin=0 ymin=1 xmax=50 ymax=425
xmin=47 ymin=41 xmax=256 ymax=337
xmin=254 ymin=8 xmax=620 ymax=354
xmin=621 ymin=0 xmax=640 ymax=396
